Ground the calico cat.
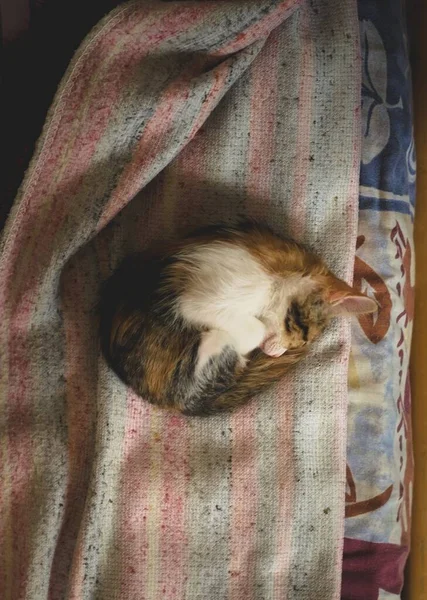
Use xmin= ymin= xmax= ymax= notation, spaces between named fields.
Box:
xmin=99 ymin=222 xmax=376 ymax=415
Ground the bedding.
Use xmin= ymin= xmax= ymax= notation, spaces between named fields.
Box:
xmin=343 ymin=1 xmax=414 ymax=598
xmin=0 ymin=1 xmax=414 ymax=599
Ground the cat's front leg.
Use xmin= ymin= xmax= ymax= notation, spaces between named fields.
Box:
xmin=196 ymin=329 xmax=237 ymax=373
xmin=224 ymin=316 xmax=267 ymax=356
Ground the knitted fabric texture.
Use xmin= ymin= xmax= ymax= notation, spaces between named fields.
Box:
xmin=0 ymin=1 xmax=361 ymax=598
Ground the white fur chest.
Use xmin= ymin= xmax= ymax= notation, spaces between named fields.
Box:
xmin=177 ymin=242 xmax=272 ymax=328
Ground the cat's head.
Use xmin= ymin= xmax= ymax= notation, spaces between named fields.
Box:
xmin=282 ymin=273 xmax=377 ymax=349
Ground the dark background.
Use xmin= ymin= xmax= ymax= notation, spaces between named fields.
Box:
xmin=1 ymin=0 xmax=123 ymax=230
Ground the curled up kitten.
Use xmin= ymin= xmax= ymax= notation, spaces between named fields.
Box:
xmin=99 ymin=222 xmax=376 ymax=416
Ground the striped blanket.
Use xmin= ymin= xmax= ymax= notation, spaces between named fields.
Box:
xmin=0 ymin=1 xmax=362 ymax=598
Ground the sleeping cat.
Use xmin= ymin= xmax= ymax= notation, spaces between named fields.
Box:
xmin=99 ymin=222 xmax=376 ymax=415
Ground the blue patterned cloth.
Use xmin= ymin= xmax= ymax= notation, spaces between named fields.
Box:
xmin=359 ymin=0 xmax=415 ymax=213
xmin=342 ymin=2 xmax=414 ymax=598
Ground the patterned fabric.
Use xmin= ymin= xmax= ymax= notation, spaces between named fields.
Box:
xmin=0 ymin=1 xmax=362 ymax=599
xmin=342 ymin=1 xmax=414 ymax=598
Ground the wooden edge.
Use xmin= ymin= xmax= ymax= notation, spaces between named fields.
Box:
xmin=404 ymin=1 xmax=427 ymax=598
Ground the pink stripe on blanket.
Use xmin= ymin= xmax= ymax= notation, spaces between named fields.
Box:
xmin=246 ymin=30 xmax=280 ymax=219
xmin=48 ymin=257 xmax=99 ymax=600
xmin=272 ymin=380 xmax=296 ymax=595
xmin=216 ymin=0 xmax=302 ymax=56
xmin=4 ymin=348 xmax=32 ymax=600
xmin=228 ymin=402 xmax=259 ymax=600
xmin=116 ymin=395 xmax=153 ymax=599
xmin=157 ymin=415 xmax=190 ymax=600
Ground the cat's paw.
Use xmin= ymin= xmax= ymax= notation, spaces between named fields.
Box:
xmin=260 ymin=334 xmax=287 ymax=358
xmin=231 ymin=317 xmax=267 ymax=355
xmin=196 ymin=329 xmax=235 ymax=373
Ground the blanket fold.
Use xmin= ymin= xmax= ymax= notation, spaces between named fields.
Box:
xmin=0 ymin=1 xmax=361 ymax=598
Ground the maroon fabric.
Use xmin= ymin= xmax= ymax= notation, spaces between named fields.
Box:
xmin=341 ymin=537 xmax=408 ymax=600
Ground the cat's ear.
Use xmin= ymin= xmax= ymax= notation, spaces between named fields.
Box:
xmin=330 ymin=293 xmax=378 ymax=315
xmin=324 ymin=275 xmax=378 ymax=316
